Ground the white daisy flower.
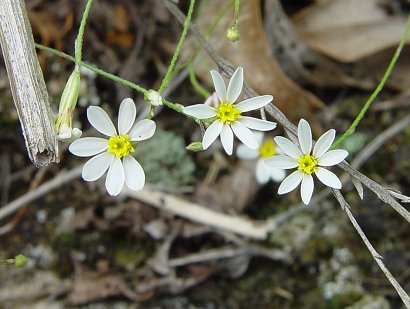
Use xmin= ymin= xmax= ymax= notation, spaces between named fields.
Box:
xmin=236 ymin=132 xmax=286 ymax=184
xmin=183 ymin=67 xmax=276 ymax=155
xmin=69 ymin=98 xmax=156 ymax=196
xmin=265 ymin=119 xmax=348 ymax=205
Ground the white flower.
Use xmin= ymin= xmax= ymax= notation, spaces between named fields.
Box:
xmin=236 ymin=132 xmax=286 ymax=184
xmin=145 ymin=89 xmax=163 ymax=106
xmin=69 ymin=98 xmax=156 ymax=196
xmin=265 ymin=119 xmax=348 ymax=205
xmin=183 ymin=67 xmax=276 ymax=155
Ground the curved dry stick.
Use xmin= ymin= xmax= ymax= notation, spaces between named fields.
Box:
xmin=332 ymin=189 xmax=410 ymax=308
xmin=0 ymin=166 xmax=82 ymax=222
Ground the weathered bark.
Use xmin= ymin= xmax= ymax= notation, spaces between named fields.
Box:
xmin=0 ymin=0 xmax=58 ymax=166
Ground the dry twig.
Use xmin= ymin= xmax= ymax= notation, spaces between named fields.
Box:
xmin=0 ymin=0 xmax=58 ymax=166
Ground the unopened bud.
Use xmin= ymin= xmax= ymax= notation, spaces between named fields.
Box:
xmin=14 ymin=254 xmax=28 ymax=268
xmin=186 ymin=142 xmax=203 ymax=152
xmin=55 ymin=69 xmax=81 ymax=141
xmin=145 ymin=89 xmax=163 ymax=106
xmin=226 ymin=27 xmax=241 ymax=42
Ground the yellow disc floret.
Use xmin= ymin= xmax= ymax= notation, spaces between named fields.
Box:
xmin=216 ymin=102 xmax=241 ymax=124
xmin=259 ymin=140 xmax=276 ymax=158
xmin=107 ymin=135 xmax=134 ymax=158
xmin=298 ymin=154 xmax=318 ymax=175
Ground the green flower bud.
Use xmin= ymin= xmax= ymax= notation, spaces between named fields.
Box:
xmin=186 ymin=142 xmax=203 ymax=152
xmin=145 ymin=89 xmax=163 ymax=106
xmin=14 ymin=254 xmax=28 ymax=268
xmin=226 ymin=27 xmax=241 ymax=42
xmin=55 ymin=68 xmax=81 ymax=141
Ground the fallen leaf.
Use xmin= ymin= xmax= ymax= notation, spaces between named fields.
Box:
xmin=292 ymin=0 xmax=410 ymax=62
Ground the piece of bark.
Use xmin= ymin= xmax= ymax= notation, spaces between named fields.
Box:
xmin=0 ymin=0 xmax=58 ymax=166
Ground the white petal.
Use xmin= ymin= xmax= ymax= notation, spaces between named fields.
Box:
xmin=220 ymin=125 xmax=234 ymax=155
xmin=298 ymin=119 xmax=312 ymax=155
xmin=82 ymin=152 xmax=114 ymax=181
xmin=256 ymin=159 xmax=270 ymax=184
xmin=118 ymin=98 xmax=136 ymax=134
xmin=231 ymin=121 xmax=259 ymax=149
xmin=69 ymin=137 xmax=108 ymax=157
xmin=202 ymin=120 xmax=223 ymax=149
xmin=274 ymin=136 xmax=302 ymax=159
xmin=226 ymin=67 xmax=243 ymax=103
xmin=210 ymin=70 xmax=226 ymax=102
xmin=236 ymin=144 xmax=258 ymax=160
xmin=87 ymin=106 xmax=117 ymax=137
xmin=123 ymin=155 xmax=145 ymax=191
xmin=278 ymin=170 xmax=303 ymax=194
xmin=236 ymin=95 xmax=273 ymax=112
xmin=313 ymin=129 xmax=335 ymax=158
xmin=183 ymin=105 xmax=216 ymax=119
xmin=105 ymin=158 xmax=125 ymax=196
xmin=318 ymin=150 xmax=348 ymax=166
xmin=129 ymin=119 xmax=156 ymax=141
xmin=269 ymin=165 xmax=286 ymax=182
xmin=239 ymin=116 xmax=277 ymax=131
xmin=301 ymin=174 xmax=314 ymax=205
xmin=265 ymin=155 xmax=299 ymax=169
xmin=316 ymin=167 xmax=342 ymax=189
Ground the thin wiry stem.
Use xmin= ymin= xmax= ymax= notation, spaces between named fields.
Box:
xmin=332 ymin=190 xmax=410 ymax=308
xmin=332 ymin=12 xmax=410 ymax=148
xmin=75 ymin=0 xmax=93 ymax=66
xmin=158 ymin=0 xmax=195 ymax=93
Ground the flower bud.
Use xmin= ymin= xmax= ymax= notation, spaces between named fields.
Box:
xmin=145 ymin=89 xmax=163 ymax=106
xmin=226 ymin=27 xmax=241 ymax=42
xmin=55 ymin=69 xmax=81 ymax=141
xmin=186 ymin=142 xmax=203 ymax=152
xmin=14 ymin=254 xmax=28 ymax=268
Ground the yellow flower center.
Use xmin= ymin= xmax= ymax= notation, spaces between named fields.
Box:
xmin=259 ymin=140 xmax=276 ymax=158
xmin=298 ymin=154 xmax=318 ymax=175
xmin=216 ymin=102 xmax=241 ymax=124
xmin=107 ymin=135 xmax=134 ymax=158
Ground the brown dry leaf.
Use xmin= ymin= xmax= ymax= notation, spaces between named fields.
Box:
xmin=194 ymin=0 xmax=324 ymax=123
xmin=28 ymin=5 xmax=73 ymax=67
xmin=67 ymin=269 xmax=152 ymax=305
xmin=263 ymin=0 xmax=373 ymax=90
xmin=292 ymin=0 xmax=410 ymax=63
xmin=105 ymin=4 xmax=134 ymax=49
xmin=357 ymin=46 xmax=410 ymax=91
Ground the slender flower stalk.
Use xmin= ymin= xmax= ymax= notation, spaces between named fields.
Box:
xmin=69 ymin=98 xmax=156 ymax=196
xmin=266 ymin=119 xmax=348 ymax=205
xmin=183 ymin=67 xmax=276 ymax=155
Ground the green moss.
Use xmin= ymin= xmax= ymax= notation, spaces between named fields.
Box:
xmin=327 ymin=292 xmax=361 ymax=309
xmin=133 ymin=128 xmax=195 ymax=187
xmin=114 ymin=247 xmax=146 ymax=271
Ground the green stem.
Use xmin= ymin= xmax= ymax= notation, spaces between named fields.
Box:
xmin=36 ymin=43 xmax=194 ymax=117
xmin=158 ymin=0 xmax=196 ymax=93
xmin=75 ymin=0 xmax=93 ymax=66
xmin=333 ymin=12 xmax=410 ymax=148
xmin=189 ymin=63 xmax=210 ymax=98
xmin=233 ymin=0 xmax=240 ymax=27
xmin=36 ymin=43 xmax=147 ymax=94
